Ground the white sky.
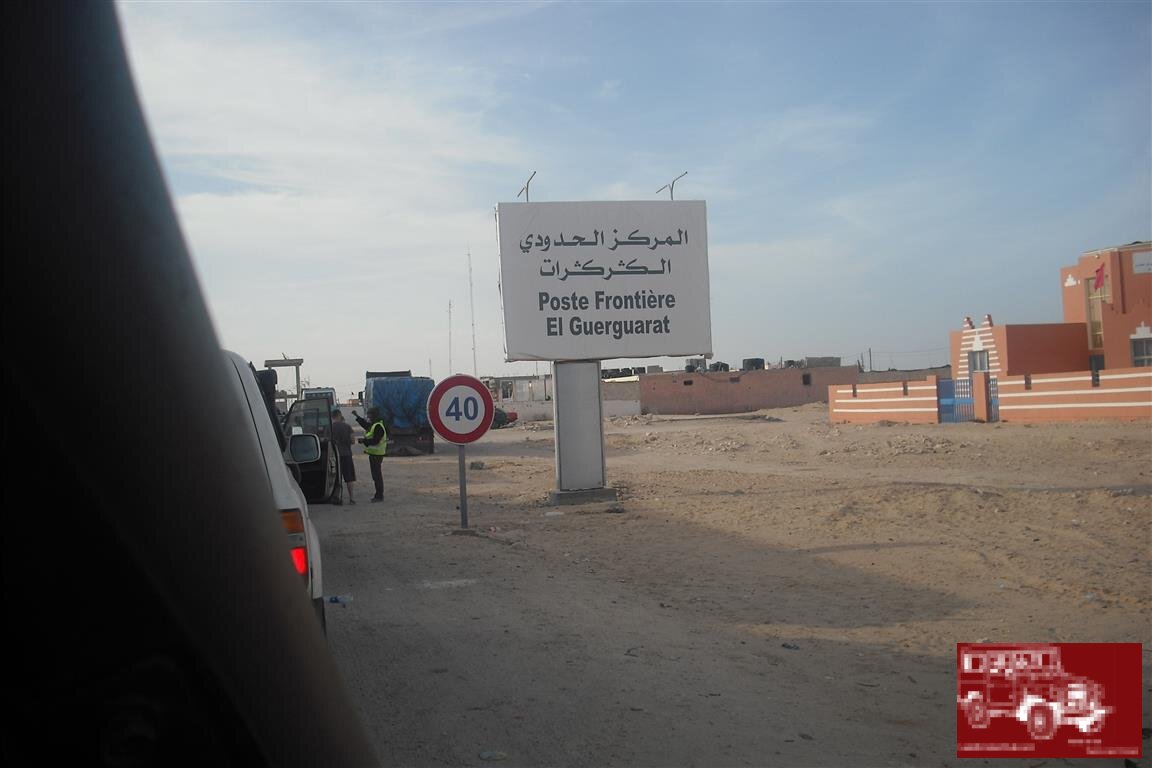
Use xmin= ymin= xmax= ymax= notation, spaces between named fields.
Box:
xmin=117 ymin=1 xmax=1151 ymax=399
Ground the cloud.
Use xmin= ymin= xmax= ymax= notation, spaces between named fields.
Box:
xmin=821 ymin=178 xmax=975 ymax=243
xmin=116 ymin=4 xmax=536 ymax=383
xmin=711 ymin=237 xmax=872 ymax=280
xmin=597 ymin=79 xmax=623 ymax=99
xmin=747 ymin=107 xmax=875 ymax=156
xmin=352 ymin=1 xmax=554 ymax=42
xmin=584 ymin=163 xmax=737 ymax=203
xmin=120 ymin=13 xmax=525 ymax=207
xmin=585 ymin=180 xmax=653 ymax=201
xmin=173 ymin=193 xmax=495 ymax=277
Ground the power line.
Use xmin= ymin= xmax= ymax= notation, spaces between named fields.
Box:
xmin=866 ymin=347 xmax=950 ymax=356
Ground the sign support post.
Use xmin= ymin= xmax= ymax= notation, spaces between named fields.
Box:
xmin=457 ymin=443 xmax=468 ymax=529
xmin=552 ymin=360 xmax=615 ymax=504
xmin=426 ymin=374 xmax=494 ymax=532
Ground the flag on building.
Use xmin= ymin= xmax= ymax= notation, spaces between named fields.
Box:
xmin=1093 ymin=263 xmax=1105 ymax=289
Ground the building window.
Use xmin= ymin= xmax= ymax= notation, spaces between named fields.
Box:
xmin=1086 ymin=272 xmax=1111 ymax=349
xmin=968 ymin=350 xmax=989 ymax=373
xmin=802 ymin=373 xmax=812 ymax=386
xmin=1133 ymin=338 xmax=1152 ymax=367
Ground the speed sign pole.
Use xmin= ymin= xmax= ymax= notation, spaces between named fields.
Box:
xmin=456 ymin=442 xmax=468 ymax=529
xmin=426 ymin=375 xmax=495 ymax=531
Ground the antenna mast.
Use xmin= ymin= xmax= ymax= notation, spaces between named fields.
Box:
xmin=656 ymin=171 xmax=688 ymax=201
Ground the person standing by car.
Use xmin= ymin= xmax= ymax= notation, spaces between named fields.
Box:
xmin=354 ymin=407 xmax=389 ymax=503
xmin=330 ymin=410 xmax=357 ymax=505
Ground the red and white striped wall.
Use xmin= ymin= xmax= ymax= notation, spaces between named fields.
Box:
xmin=828 ymin=376 xmax=940 ymax=424
xmin=997 ymin=367 xmax=1152 ymax=423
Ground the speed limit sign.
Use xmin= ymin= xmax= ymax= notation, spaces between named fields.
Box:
xmin=427 ymin=375 xmax=495 ymax=532
xmin=427 ymin=375 xmax=495 ymax=444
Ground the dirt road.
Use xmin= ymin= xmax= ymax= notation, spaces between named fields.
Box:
xmin=315 ymin=404 xmax=1151 ymax=767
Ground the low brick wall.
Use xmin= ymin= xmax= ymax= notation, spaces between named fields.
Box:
xmin=828 ymin=376 xmax=941 ymax=424
xmin=997 ymin=368 xmax=1151 ymax=423
xmin=602 ymin=380 xmax=640 ymax=401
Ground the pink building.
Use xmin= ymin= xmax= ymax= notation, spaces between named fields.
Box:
xmin=832 ymin=242 xmax=1152 ymax=424
xmin=1060 ymin=241 xmax=1152 ymax=371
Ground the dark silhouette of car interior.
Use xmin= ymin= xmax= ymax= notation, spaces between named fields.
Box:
xmin=4 ymin=4 xmax=377 ymax=765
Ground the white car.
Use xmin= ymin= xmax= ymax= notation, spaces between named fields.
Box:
xmin=223 ymin=350 xmax=327 ymax=632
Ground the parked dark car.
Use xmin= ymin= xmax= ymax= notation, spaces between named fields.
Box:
xmin=282 ymin=390 xmax=344 ymax=504
xmin=492 ymin=407 xmax=518 ymax=429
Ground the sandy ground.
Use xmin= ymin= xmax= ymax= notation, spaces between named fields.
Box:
xmin=316 ymin=403 xmax=1151 ymax=767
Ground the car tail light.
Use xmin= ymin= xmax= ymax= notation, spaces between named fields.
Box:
xmin=281 ymin=508 xmax=309 ymax=579
xmin=290 ymin=546 xmax=308 ymax=576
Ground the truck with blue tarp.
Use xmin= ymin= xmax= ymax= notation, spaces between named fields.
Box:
xmin=361 ymin=371 xmax=435 ymax=455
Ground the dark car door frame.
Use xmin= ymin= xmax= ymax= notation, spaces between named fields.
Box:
xmin=4 ymin=4 xmax=375 ymax=764
xmin=283 ymin=397 xmax=341 ymax=503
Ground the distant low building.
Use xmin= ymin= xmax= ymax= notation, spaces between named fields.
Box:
xmin=482 ymin=374 xmax=551 ymax=403
xmin=481 ymin=372 xmax=639 ymax=420
xmin=641 ymin=365 xmax=860 ymax=415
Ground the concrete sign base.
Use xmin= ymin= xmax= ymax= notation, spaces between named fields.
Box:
xmin=549 ymin=487 xmax=620 ymax=506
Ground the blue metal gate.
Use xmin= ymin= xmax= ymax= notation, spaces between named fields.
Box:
xmin=937 ymin=378 xmax=955 ymax=422
xmin=938 ymin=377 xmax=975 ymax=423
xmin=988 ymin=377 xmax=999 ymax=422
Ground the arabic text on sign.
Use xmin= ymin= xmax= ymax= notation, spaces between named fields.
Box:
xmin=538 ymin=257 xmax=671 ymax=280
xmin=520 ymin=228 xmax=688 ymax=254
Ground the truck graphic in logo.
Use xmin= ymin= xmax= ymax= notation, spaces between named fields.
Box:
xmin=955 ymin=642 xmax=1141 ymax=759
xmin=957 ymin=644 xmax=1110 ymax=740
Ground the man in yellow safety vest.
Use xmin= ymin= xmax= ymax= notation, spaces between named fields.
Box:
xmin=355 ymin=407 xmax=389 ymax=503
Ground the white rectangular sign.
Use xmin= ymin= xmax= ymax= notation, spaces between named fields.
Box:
xmin=1133 ymin=249 xmax=1152 ymax=275
xmin=498 ymin=201 xmax=712 ymax=361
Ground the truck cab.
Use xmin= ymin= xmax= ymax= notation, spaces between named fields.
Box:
xmin=300 ymin=386 xmax=337 ymax=405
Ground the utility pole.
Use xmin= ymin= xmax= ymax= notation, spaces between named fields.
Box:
xmin=868 ymin=347 xmax=873 ymax=372
xmin=448 ymin=300 xmax=453 ymax=374
xmin=468 ymin=248 xmax=477 ymax=377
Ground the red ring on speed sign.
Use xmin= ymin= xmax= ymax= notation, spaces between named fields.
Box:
xmin=427 ymin=375 xmax=495 ymax=444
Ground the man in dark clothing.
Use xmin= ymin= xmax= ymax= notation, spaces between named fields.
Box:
xmin=353 ymin=407 xmax=388 ymax=502
xmin=330 ymin=410 xmax=356 ymax=505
